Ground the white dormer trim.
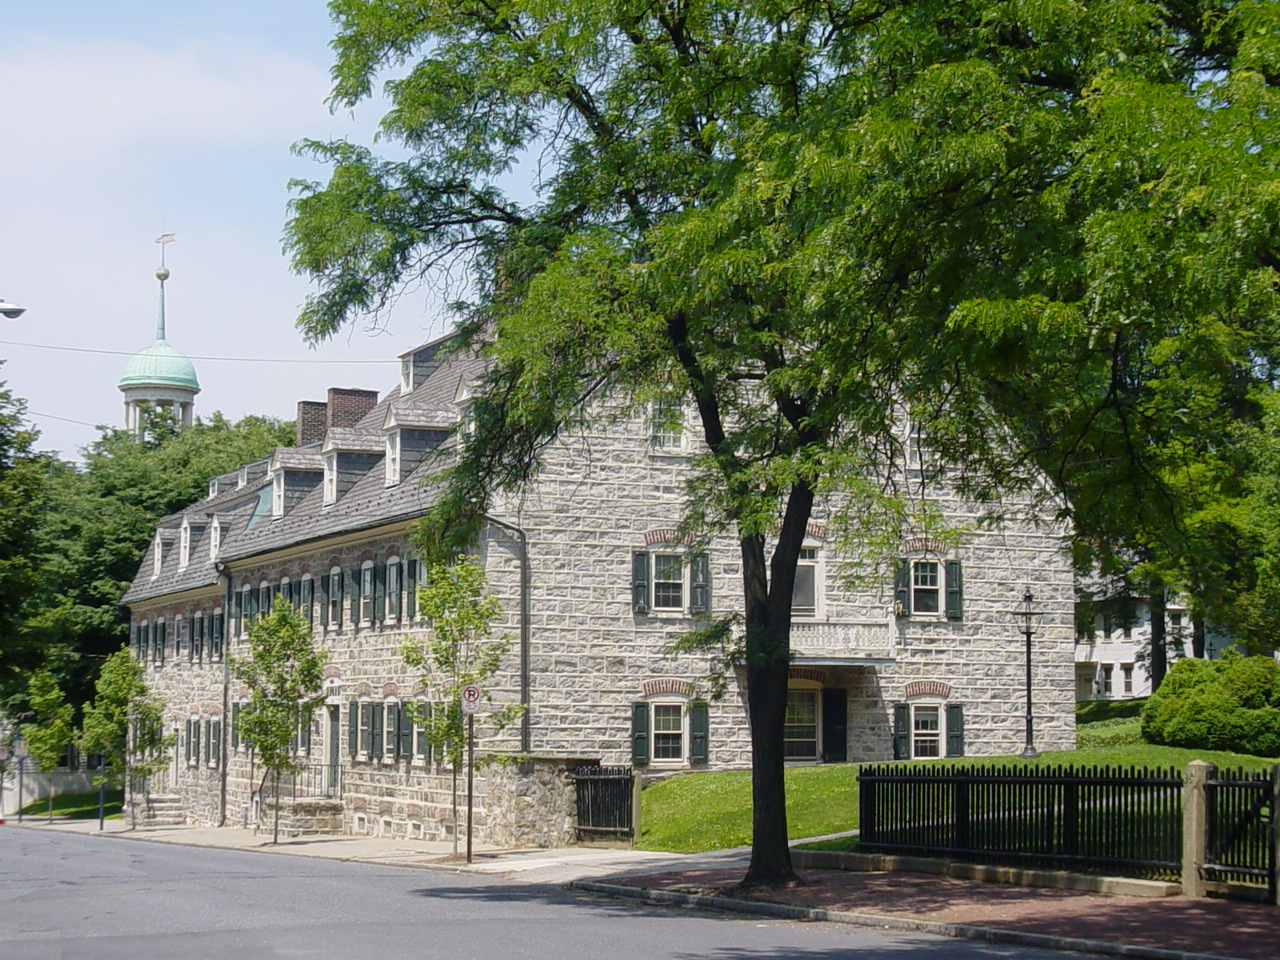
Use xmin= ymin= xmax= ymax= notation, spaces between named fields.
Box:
xmin=152 ymin=534 xmax=164 ymax=579
xmin=272 ymin=472 xmax=285 ymax=519
xmin=323 ymin=453 xmax=337 ymax=505
xmin=385 ymin=431 xmax=401 ymax=487
xmin=179 ymin=521 xmax=191 ymax=570
xmin=209 ymin=517 xmax=222 ymax=560
xmin=401 ymin=357 xmax=413 ymax=395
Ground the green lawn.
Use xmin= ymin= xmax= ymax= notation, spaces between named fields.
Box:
xmin=637 ymin=737 xmax=1274 ymax=853
xmin=17 ymin=790 xmax=123 ymax=820
xmin=1076 ymin=698 xmax=1148 ymax=724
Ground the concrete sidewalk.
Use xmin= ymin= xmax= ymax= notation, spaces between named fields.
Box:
xmin=9 ymin=817 xmax=1276 ymax=960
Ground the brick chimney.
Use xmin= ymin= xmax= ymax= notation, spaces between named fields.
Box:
xmin=327 ymin=388 xmax=379 ymax=429
xmin=295 ymin=401 xmax=328 ymax=447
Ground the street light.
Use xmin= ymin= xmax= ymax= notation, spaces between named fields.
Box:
xmin=0 ymin=299 xmax=25 ymax=319
xmin=1020 ymin=589 xmax=1039 ymax=759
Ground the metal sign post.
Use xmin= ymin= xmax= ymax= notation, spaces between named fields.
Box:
xmin=459 ymin=685 xmax=482 ymax=865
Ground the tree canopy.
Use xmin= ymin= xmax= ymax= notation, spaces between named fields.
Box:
xmin=289 ymin=0 xmax=1280 ymax=884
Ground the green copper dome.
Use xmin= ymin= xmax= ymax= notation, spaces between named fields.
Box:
xmin=118 ymin=339 xmax=200 ymax=391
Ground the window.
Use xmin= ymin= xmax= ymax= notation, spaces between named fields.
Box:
xmin=411 ymin=700 xmax=431 ymax=762
xmin=649 ymin=397 xmax=684 ymax=451
xmin=360 ymin=562 xmax=375 ymax=622
xmin=1102 ymin=664 xmax=1114 ymax=696
xmin=894 ymin=558 xmax=963 ymax=620
xmin=1122 ymin=663 xmax=1134 ymax=696
xmin=300 ymin=575 xmax=314 ymax=624
xmin=209 ymin=519 xmax=221 ymax=559
xmin=1170 ymin=612 xmax=1183 ymax=629
xmin=240 ymin=584 xmax=253 ymax=635
xmin=631 ymin=700 xmax=709 ymax=766
xmin=152 ymin=535 xmax=164 ymax=578
xmin=258 ymin=581 xmax=272 ymax=619
xmin=323 ymin=453 xmax=337 ymax=505
xmin=631 ymin=550 xmax=710 ymax=616
xmin=152 ymin=620 xmax=167 ymax=664
xmin=386 ymin=559 xmax=401 ymax=619
xmin=385 ymin=432 xmax=401 ymax=486
xmin=784 ymin=690 xmax=818 ymax=759
xmin=174 ymin=616 xmax=185 ymax=661
xmin=893 ymin=702 xmax=964 ymax=759
xmin=185 ymin=718 xmax=200 ymax=766
xmin=179 ymin=524 xmax=191 ymax=569
xmin=272 ymin=473 xmax=285 ymax=518
xmin=792 ymin=548 xmax=818 ymax=618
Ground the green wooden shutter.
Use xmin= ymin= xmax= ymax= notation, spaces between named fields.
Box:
xmin=892 ymin=703 xmax=910 ymax=760
xmin=631 ymin=702 xmax=650 ymax=765
xmin=211 ymin=612 xmax=224 ymax=660
xmin=319 ymin=574 xmax=330 ymax=627
xmin=248 ymin=587 xmax=259 ymax=624
xmin=374 ymin=562 xmax=387 ymax=623
xmin=397 ymin=703 xmax=412 ymax=759
xmin=302 ymin=577 xmax=313 ymax=624
xmin=690 ymin=553 xmax=710 ymax=614
xmin=894 ymin=560 xmax=911 ymax=616
xmin=192 ymin=717 xmax=201 ymax=764
xmin=156 ymin=621 xmax=166 ymax=664
xmin=945 ymin=560 xmax=963 ymax=621
xmin=300 ymin=714 xmax=312 ymax=756
xmin=406 ymin=558 xmax=418 ymax=619
xmin=348 ymin=567 xmax=360 ymax=623
xmin=231 ymin=703 xmax=241 ymax=750
xmin=689 ymin=701 xmax=709 ymax=764
xmin=946 ymin=704 xmax=965 ymax=757
xmin=369 ymin=703 xmax=384 ymax=758
xmin=349 ymin=701 xmax=359 ymax=758
xmin=632 ymin=551 xmax=650 ymax=614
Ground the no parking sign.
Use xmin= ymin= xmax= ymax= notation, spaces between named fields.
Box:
xmin=459 ymin=684 xmax=482 ymax=714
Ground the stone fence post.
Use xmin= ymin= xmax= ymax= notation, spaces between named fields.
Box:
xmin=1181 ymin=760 xmax=1213 ymax=898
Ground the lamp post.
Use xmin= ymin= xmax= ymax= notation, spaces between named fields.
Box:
xmin=1020 ymin=589 xmax=1039 ymax=759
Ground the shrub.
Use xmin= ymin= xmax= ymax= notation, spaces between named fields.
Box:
xmin=1143 ymin=654 xmax=1280 ymax=756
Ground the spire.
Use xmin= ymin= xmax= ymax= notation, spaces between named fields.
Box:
xmin=155 ymin=232 xmax=175 ymax=341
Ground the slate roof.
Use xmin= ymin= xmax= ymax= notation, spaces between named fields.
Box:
xmin=121 ymin=341 xmax=485 ymax=607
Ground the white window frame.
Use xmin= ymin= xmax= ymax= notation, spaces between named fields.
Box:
xmin=649 ymin=700 xmax=688 ymax=765
xmin=179 ymin=523 xmax=191 ymax=570
xmin=1102 ymin=664 xmax=1114 ymax=696
xmin=648 ymin=397 xmax=685 ymax=453
xmin=651 ymin=552 xmax=686 ymax=612
xmin=1122 ymin=663 xmax=1134 ymax=696
xmin=401 ymin=358 xmax=413 ymax=394
xmin=300 ymin=573 xmax=313 ymax=622
xmin=386 ymin=557 xmax=401 ymax=620
xmin=240 ymin=584 xmax=253 ymax=637
xmin=360 ymin=561 xmax=375 ymax=623
xmin=271 ymin=472 xmax=285 ymax=518
xmin=792 ymin=546 xmax=822 ymax=619
xmin=910 ymin=559 xmax=943 ymax=617
xmin=382 ymin=698 xmax=398 ymax=764
xmin=905 ymin=699 xmax=946 ymax=760
xmin=385 ymin=431 xmax=401 ymax=486
xmin=258 ymin=580 xmax=272 ymax=619
xmin=411 ymin=698 xmax=430 ymax=763
xmin=174 ymin=615 xmax=185 ymax=661
xmin=357 ymin=698 xmax=371 ymax=761
xmin=784 ymin=687 xmax=820 ymax=760
xmin=279 ymin=576 xmax=291 ymax=611
xmin=152 ymin=535 xmax=164 ymax=579
xmin=323 ymin=453 xmax=337 ymax=505
xmin=209 ymin=518 xmax=221 ymax=560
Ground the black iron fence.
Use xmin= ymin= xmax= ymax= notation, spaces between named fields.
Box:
xmin=570 ymin=764 xmax=633 ymax=839
xmin=858 ymin=763 xmax=1184 ymax=880
xmin=257 ymin=762 xmax=342 ymax=803
xmin=1205 ymin=766 xmax=1277 ymax=898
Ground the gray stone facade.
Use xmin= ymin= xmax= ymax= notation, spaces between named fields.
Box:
xmin=121 ymin=334 xmax=1076 ymax=844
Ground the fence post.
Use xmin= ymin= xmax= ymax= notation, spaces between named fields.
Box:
xmin=631 ymin=771 xmax=642 ymax=847
xmin=1182 ymin=760 xmax=1213 ymax=898
xmin=1271 ymin=764 xmax=1279 ymax=907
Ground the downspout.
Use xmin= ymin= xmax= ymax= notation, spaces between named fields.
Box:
xmin=217 ymin=563 xmax=231 ymax=827
xmin=483 ymin=515 xmax=531 ymax=756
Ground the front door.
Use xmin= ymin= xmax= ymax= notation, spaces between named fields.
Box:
xmin=326 ymin=705 xmax=340 ymax=796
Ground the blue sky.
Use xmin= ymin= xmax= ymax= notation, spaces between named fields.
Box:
xmin=1 ymin=2 xmax=452 ymax=460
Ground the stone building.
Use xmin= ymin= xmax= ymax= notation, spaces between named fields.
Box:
xmin=121 ymin=334 xmax=1077 ymax=844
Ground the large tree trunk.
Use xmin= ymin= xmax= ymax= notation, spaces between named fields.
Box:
xmin=739 ymin=482 xmax=814 ymax=887
xmin=1148 ymin=577 xmax=1167 ymax=692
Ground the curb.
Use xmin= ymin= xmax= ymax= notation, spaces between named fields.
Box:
xmin=570 ymin=880 xmax=1248 ymax=960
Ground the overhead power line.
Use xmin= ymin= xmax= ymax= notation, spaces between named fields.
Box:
xmin=0 ymin=340 xmax=396 ymax=364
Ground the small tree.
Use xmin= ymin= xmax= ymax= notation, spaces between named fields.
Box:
xmin=401 ymin=554 xmax=522 ymax=852
xmin=78 ymin=648 xmax=172 ymax=828
xmin=230 ymin=605 xmax=327 ymax=844
xmin=19 ymin=670 xmax=73 ymax=821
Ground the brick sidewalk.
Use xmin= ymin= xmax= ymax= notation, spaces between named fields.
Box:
xmin=605 ymin=867 xmax=1279 ymax=960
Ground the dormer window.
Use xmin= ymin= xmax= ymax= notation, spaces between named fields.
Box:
xmin=401 ymin=358 xmax=413 ymax=394
xmin=152 ymin=535 xmax=164 ymax=579
xmin=385 ymin=432 xmax=401 ymax=486
xmin=209 ymin=518 xmax=222 ymax=560
xmin=272 ymin=473 xmax=285 ymax=518
xmin=323 ymin=453 xmax=337 ymax=505
xmin=179 ymin=523 xmax=191 ymax=570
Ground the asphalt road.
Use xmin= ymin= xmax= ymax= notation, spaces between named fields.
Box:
xmin=2 ymin=829 xmax=1072 ymax=960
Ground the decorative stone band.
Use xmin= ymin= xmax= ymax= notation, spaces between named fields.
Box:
xmin=323 ymin=665 xmax=343 ymax=679
xmin=903 ymin=680 xmax=952 ymax=700
xmin=411 ymin=681 xmax=427 ymax=696
xmin=789 ymin=667 xmax=827 ymax=685
xmin=382 ymin=682 xmax=399 ymax=697
xmin=641 ymin=678 xmax=696 ymax=699
xmin=643 ymin=529 xmax=697 ymax=546
xmin=901 ymin=536 xmax=950 ymax=555
xmin=355 ymin=681 xmax=373 ymax=696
